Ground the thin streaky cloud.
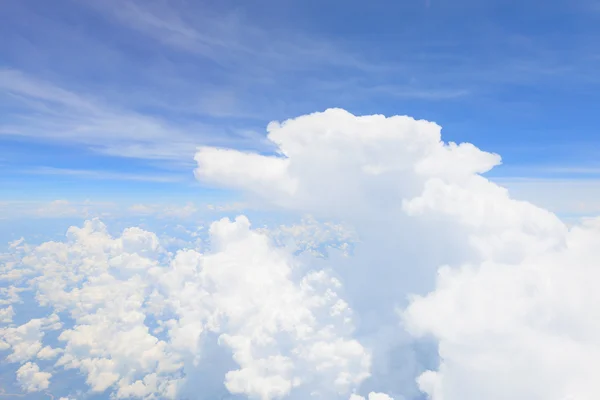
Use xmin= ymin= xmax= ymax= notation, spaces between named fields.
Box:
xmin=85 ymin=0 xmax=396 ymax=74
xmin=22 ymin=167 xmax=188 ymax=183
xmin=0 ymin=69 xmax=270 ymax=163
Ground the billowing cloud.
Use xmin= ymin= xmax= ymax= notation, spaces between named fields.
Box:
xmin=403 ymin=216 xmax=600 ymax=400
xmin=3 ymin=108 xmax=598 ymax=399
xmin=0 ymin=305 xmax=14 ymax=323
xmin=2 ymin=216 xmax=370 ymax=399
xmin=192 ymin=108 xmax=592 ymax=400
xmin=16 ymin=362 xmax=52 ymax=392
xmin=194 ymin=108 xmax=563 ymax=257
xmin=0 ymin=314 xmax=62 ymax=363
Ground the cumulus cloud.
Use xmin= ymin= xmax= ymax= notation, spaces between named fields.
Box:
xmin=37 ymin=345 xmax=62 ymax=360
xmin=0 ymin=314 xmax=62 ymax=363
xmin=194 ymin=108 xmax=563 ymax=257
xmin=16 ymin=362 xmax=52 ymax=392
xmin=195 ymin=147 xmax=298 ymax=197
xmin=3 ymin=108 xmax=598 ymax=399
xmin=158 ymin=215 xmax=370 ymax=399
xmin=403 ymin=216 xmax=600 ymax=400
xmin=192 ymin=108 xmax=586 ymax=400
xmin=0 ymin=305 xmax=14 ymax=323
xmin=191 ymin=110 xmax=547 ymax=393
xmin=2 ymin=215 xmax=369 ymax=399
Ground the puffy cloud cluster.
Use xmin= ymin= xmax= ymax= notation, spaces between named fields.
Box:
xmin=195 ymin=108 xmax=564 ymax=262
xmin=257 ymin=215 xmax=357 ymax=257
xmin=193 ymin=108 xmax=596 ymax=400
xmin=1 ymin=216 xmax=369 ymax=399
xmin=16 ymin=362 xmax=52 ymax=392
xmin=404 ymin=216 xmax=600 ymax=400
xmin=156 ymin=216 xmax=370 ymax=399
xmin=0 ymin=314 xmax=62 ymax=363
xmin=3 ymin=108 xmax=599 ymax=399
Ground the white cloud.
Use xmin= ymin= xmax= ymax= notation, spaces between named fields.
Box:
xmin=154 ymin=215 xmax=371 ymax=399
xmin=89 ymin=0 xmax=388 ymax=76
xmin=2 ymin=215 xmax=369 ymax=399
xmin=0 ymin=286 xmax=25 ymax=306
xmin=0 ymin=305 xmax=14 ymax=323
xmin=16 ymin=362 xmax=51 ymax=392
xmin=6 ymin=108 xmax=600 ymax=399
xmin=194 ymin=147 xmax=298 ymax=197
xmin=0 ymin=314 xmax=62 ymax=363
xmin=26 ymin=167 xmax=186 ymax=183
xmin=0 ymin=69 xmax=228 ymax=163
xmin=194 ymin=109 xmax=563 ymax=247
xmin=8 ymin=237 xmax=25 ymax=249
xmin=403 ymin=217 xmax=600 ymax=400
xmin=193 ymin=108 xmax=563 ymax=293
xmin=37 ymin=345 xmax=62 ymax=360
xmin=193 ymin=108 xmax=599 ymax=400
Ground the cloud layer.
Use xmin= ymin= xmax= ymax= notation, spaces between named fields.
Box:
xmin=1 ymin=216 xmax=369 ymax=399
xmin=2 ymin=108 xmax=598 ymax=399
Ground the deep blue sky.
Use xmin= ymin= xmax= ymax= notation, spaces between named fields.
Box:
xmin=2 ymin=0 xmax=600 ymax=210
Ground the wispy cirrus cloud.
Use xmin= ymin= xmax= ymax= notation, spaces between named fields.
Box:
xmin=3 ymin=0 xmax=600 ymax=186
xmin=86 ymin=0 xmax=390 ymax=74
xmin=76 ymin=0 xmax=600 ymax=123
xmin=21 ymin=167 xmax=187 ymax=183
xmin=0 ymin=199 xmax=118 ymax=219
xmin=0 ymin=68 xmax=271 ymax=163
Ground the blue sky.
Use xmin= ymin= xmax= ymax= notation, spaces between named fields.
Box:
xmin=2 ymin=0 xmax=600 ymax=216
xmin=4 ymin=2 xmax=600 ymax=399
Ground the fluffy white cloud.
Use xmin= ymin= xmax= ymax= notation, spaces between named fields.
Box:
xmin=194 ymin=108 xmax=564 ymax=261
xmin=0 ymin=285 xmax=24 ymax=306
xmin=0 ymin=305 xmax=14 ymax=323
xmin=403 ymin=217 xmax=600 ymax=400
xmin=195 ymin=147 xmax=298 ymax=197
xmin=16 ymin=362 xmax=51 ymax=392
xmin=192 ymin=108 xmax=597 ymax=400
xmin=0 ymin=314 xmax=62 ymax=363
xmin=4 ymin=108 xmax=600 ymax=399
xmin=37 ymin=345 xmax=62 ymax=360
xmin=2 ymin=215 xmax=369 ymax=399
xmin=154 ymin=215 xmax=370 ymax=399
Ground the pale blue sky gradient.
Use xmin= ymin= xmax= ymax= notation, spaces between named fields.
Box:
xmin=2 ymin=0 xmax=600 ymax=215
